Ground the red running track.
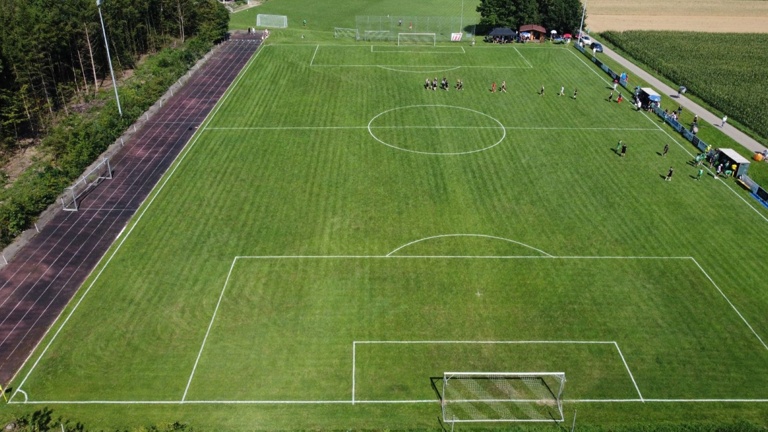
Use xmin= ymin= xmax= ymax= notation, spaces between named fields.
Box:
xmin=0 ymin=33 xmax=263 ymax=385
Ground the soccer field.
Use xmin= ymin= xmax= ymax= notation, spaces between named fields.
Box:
xmin=7 ymin=40 xmax=768 ymax=430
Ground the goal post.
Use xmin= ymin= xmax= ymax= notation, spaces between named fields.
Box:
xmin=398 ymin=32 xmax=436 ymax=46
xmin=256 ymin=14 xmax=288 ymax=28
xmin=442 ymin=372 xmax=566 ymax=424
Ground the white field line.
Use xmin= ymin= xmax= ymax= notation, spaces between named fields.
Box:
xmin=8 ymin=43 xmax=268 ymax=404
xmin=309 ymin=45 xmax=319 ymax=66
xmin=386 ymin=234 xmax=554 ymax=257
xmin=311 ymin=64 xmax=531 ymax=69
xmin=182 ymin=258 xmax=239 ymax=401
xmin=351 ymin=342 xmax=356 ymax=404
xmin=639 ymin=110 xmax=768 ymax=224
xmin=352 ymin=340 xmax=637 ymax=404
xmin=369 ymin=48 xmax=466 ymax=54
xmin=566 ymin=43 xmax=768 ymax=225
xmin=690 ymin=257 xmax=768 ymax=351
xmin=205 ymin=125 xmax=659 ymax=131
xmin=612 ymin=342 xmax=643 ymax=401
xmin=566 ymin=47 xmax=610 ymax=84
xmin=10 ymin=398 xmax=768 ymax=405
xmin=513 ymin=46 xmax=533 ymax=68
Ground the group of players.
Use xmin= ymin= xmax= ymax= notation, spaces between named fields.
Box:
xmin=422 ymin=79 xmax=582 ymax=98
xmin=424 ymin=77 xmax=464 ymax=91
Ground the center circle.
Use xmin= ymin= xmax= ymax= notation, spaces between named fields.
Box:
xmin=367 ymin=105 xmax=507 ymax=155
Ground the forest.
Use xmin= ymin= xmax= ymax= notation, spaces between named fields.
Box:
xmin=477 ymin=0 xmax=585 ymax=34
xmin=0 ymin=0 xmax=229 ymax=246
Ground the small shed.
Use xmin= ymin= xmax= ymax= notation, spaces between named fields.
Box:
xmin=716 ymin=148 xmax=750 ymax=177
xmin=519 ymin=24 xmax=546 ymax=41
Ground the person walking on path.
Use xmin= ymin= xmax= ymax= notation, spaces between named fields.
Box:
xmin=721 ymin=115 xmax=728 ymax=127
xmin=662 ymin=143 xmax=669 ymax=157
xmin=665 ymin=167 xmax=674 ymax=181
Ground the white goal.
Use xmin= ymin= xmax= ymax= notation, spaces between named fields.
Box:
xmin=334 ymin=27 xmax=360 ymax=40
xmin=397 ymin=32 xmax=436 ymax=46
xmin=61 ymin=157 xmax=113 ymax=211
xmin=442 ymin=372 xmax=566 ymax=423
xmin=256 ymin=14 xmax=288 ymax=28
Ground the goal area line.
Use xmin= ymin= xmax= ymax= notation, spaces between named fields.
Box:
xmin=352 ymin=340 xmax=641 ymax=405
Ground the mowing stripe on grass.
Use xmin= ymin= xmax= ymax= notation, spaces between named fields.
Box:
xmin=9 ymin=44 xmax=268 ymax=404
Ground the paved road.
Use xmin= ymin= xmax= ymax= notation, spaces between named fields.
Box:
xmin=598 ymin=43 xmax=767 ymax=155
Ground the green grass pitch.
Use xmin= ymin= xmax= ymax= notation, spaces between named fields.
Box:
xmin=6 ymin=33 xmax=768 ymax=430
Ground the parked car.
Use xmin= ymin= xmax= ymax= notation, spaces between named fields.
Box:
xmin=553 ymin=36 xmax=565 ymax=44
xmin=591 ymin=42 xmax=603 ymax=52
xmin=578 ymin=35 xmax=592 ymax=46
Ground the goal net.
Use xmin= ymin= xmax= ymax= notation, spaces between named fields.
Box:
xmin=363 ymin=30 xmax=391 ymax=42
xmin=256 ymin=14 xmax=288 ymax=28
xmin=398 ymin=33 xmax=436 ymax=46
xmin=61 ymin=157 xmax=113 ymax=211
xmin=334 ymin=27 xmax=360 ymax=40
xmin=442 ymin=372 xmax=566 ymax=423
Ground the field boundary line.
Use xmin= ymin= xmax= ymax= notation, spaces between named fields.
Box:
xmin=639 ymin=111 xmax=768 ymax=224
xmin=565 ymin=47 xmax=609 ymax=83
xmin=10 ymin=398 xmax=768 ymax=405
xmin=8 ymin=42 xmax=267 ymax=404
xmin=690 ymin=257 xmax=768 ymax=351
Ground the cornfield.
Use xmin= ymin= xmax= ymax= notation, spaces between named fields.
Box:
xmin=600 ymin=31 xmax=768 ymax=142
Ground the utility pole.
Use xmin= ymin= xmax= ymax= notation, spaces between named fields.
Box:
xmin=97 ymin=0 xmax=123 ymax=117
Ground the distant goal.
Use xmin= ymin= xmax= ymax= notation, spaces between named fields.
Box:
xmin=441 ymin=372 xmax=566 ymax=424
xmin=398 ymin=32 xmax=436 ymax=46
xmin=334 ymin=27 xmax=359 ymax=40
xmin=256 ymin=14 xmax=287 ymax=28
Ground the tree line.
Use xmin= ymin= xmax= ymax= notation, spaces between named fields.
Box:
xmin=0 ymin=0 xmax=228 ymax=153
xmin=477 ymin=0 xmax=585 ymax=35
xmin=0 ymin=0 xmax=228 ymax=246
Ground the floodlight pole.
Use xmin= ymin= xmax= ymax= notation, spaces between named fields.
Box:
xmin=97 ymin=0 xmax=122 ymax=117
xmin=577 ymin=0 xmax=587 ymax=40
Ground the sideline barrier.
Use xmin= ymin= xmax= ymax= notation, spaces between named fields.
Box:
xmin=573 ymin=42 xmax=768 ymax=204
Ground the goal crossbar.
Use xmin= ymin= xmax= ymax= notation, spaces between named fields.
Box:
xmin=442 ymin=372 xmax=566 ymax=424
